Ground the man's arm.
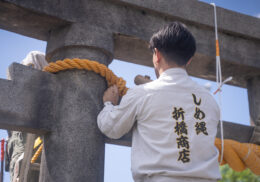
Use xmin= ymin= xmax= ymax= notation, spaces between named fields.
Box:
xmin=97 ymin=86 xmax=141 ymax=139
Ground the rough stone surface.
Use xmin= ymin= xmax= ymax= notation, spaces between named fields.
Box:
xmin=247 ymin=76 xmax=260 ymax=144
xmin=0 ymin=64 xmax=56 ymax=134
xmin=38 ymin=43 xmax=113 ymax=181
xmin=0 ymin=1 xmax=69 ymax=40
xmin=46 ymin=23 xmax=114 ymax=63
xmin=113 ymin=0 xmax=260 ymax=39
xmin=247 ymin=76 xmax=260 ymax=126
xmin=216 ymin=122 xmax=254 ymax=143
xmin=0 ymin=0 xmax=259 ymax=181
xmin=40 ymin=69 xmax=107 ymax=182
xmin=0 ymin=53 xmax=111 ymax=182
xmin=2 ymin=0 xmax=260 ymax=39
xmin=250 ymin=126 xmax=260 ymax=144
xmin=0 ymin=0 xmax=260 ymax=87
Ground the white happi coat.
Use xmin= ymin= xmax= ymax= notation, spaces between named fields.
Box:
xmin=97 ymin=68 xmax=221 ymax=182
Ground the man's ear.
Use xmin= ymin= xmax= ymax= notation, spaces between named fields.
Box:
xmin=154 ymin=48 xmax=162 ymax=63
xmin=186 ymin=58 xmax=193 ymax=66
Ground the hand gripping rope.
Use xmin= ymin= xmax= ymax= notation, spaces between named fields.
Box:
xmin=44 ymin=58 xmax=128 ymax=96
xmin=28 ymin=58 xmax=260 ymax=175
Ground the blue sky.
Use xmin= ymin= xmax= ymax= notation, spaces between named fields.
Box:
xmin=0 ymin=1 xmax=259 ymax=181
xmin=200 ymin=0 xmax=260 ymax=17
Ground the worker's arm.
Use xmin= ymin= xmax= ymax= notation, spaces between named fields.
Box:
xmin=97 ymin=86 xmax=142 ymax=139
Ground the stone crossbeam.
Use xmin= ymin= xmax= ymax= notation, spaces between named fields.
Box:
xmin=0 ymin=0 xmax=260 ymax=88
xmin=0 ymin=63 xmax=56 ymax=134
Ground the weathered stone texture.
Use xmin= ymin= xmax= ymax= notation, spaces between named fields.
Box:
xmin=0 ymin=1 xmax=259 ymax=181
xmin=0 ymin=64 xmax=55 ymax=134
xmin=0 ymin=0 xmax=260 ymax=87
xmin=38 ymin=32 xmax=114 ymax=180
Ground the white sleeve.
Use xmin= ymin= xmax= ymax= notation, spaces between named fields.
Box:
xmin=97 ymin=88 xmax=142 ymax=139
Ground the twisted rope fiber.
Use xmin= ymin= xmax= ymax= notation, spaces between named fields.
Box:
xmin=39 ymin=58 xmax=260 ymax=175
xmin=215 ymin=138 xmax=260 ymax=175
xmin=31 ymin=143 xmax=43 ymax=163
xmin=44 ymin=58 xmax=128 ymax=96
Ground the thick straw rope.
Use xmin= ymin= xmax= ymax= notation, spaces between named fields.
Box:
xmin=44 ymin=58 xmax=128 ymax=96
xmin=30 ymin=59 xmax=260 ymax=175
xmin=215 ymin=138 xmax=260 ymax=175
xmin=31 ymin=143 xmax=43 ymax=163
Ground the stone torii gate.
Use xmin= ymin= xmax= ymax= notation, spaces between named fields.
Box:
xmin=0 ymin=0 xmax=260 ymax=181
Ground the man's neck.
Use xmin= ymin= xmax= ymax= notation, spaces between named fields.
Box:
xmin=159 ymin=65 xmax=186 ymax=76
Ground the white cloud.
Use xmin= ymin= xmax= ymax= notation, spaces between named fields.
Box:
xmin=256 ymin=13 xmax=260 ymax=18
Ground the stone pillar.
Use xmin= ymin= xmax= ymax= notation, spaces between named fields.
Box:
xmin=39 ymin=23 xmax=114 ymax=182
xmin=247 ymin=76 xmax=260 ymax=144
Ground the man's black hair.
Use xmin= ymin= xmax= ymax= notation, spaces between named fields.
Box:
xmin=149 ymin=22 xmax=196 ymax=66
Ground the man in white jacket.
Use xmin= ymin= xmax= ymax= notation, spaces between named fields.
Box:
xmin=97 ymin=22 xmax=221 ymax=182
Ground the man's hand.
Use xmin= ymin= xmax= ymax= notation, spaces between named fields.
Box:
xmin=134 ymin=75 xmax=153 ymax=85
xmin=103 ymin=85 xmax=119 ymax=105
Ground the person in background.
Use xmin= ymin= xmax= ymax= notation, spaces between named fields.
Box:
xmin=6 ymin=51 xmax=48 ymax=182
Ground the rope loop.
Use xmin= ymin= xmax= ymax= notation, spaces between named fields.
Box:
xmin=44 ymin=58 xmax=129 ymax=96
xmin=31 ymin=144 xmax=43 ymax=163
